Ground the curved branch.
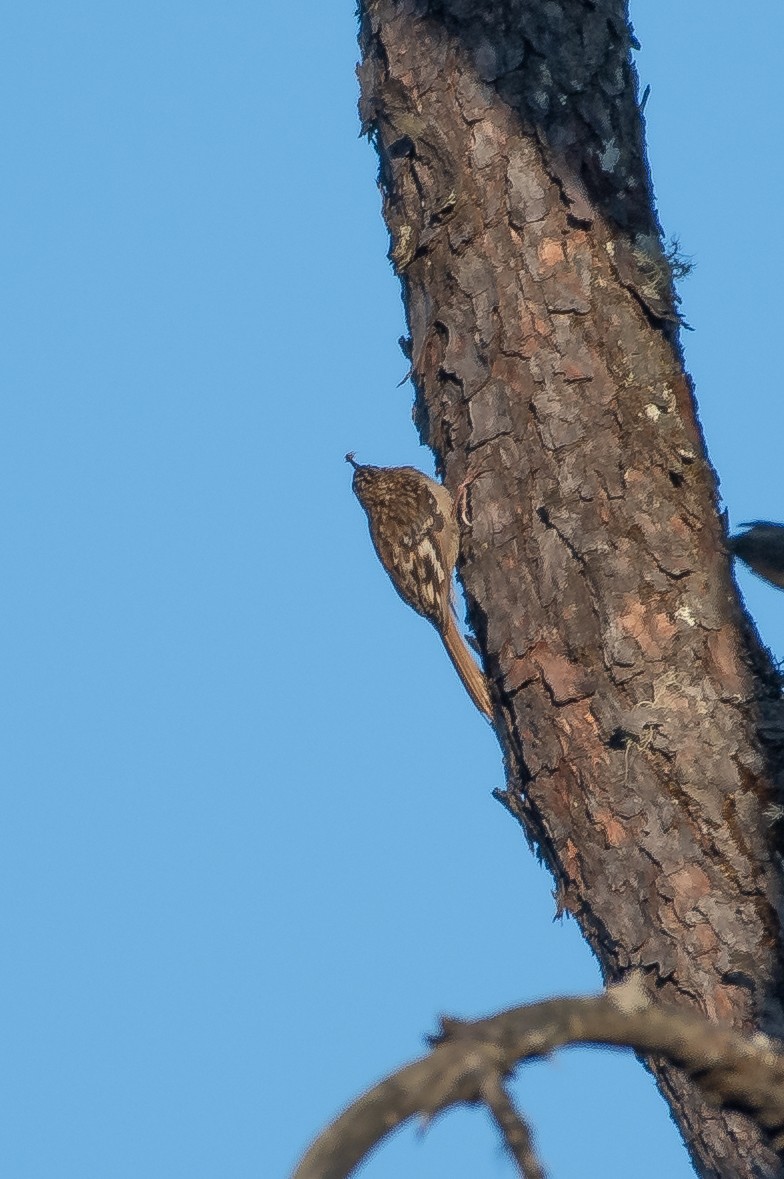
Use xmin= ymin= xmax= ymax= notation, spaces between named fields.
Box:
xmin=292 ymin=977 xmax=784 ymax=1179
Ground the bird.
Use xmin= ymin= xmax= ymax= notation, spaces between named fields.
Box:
xmin=346 ymin=454 xmax=493 ymax=719
xmin=728 ymin=521 xmax=784 ymax=590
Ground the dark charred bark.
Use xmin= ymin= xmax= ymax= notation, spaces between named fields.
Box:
xmin=357 ymin=2 xmax=784 ymax=1176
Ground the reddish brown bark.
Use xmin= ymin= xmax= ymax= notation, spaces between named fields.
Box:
xmin=357 ymin=2 xmax=784 ymax=1176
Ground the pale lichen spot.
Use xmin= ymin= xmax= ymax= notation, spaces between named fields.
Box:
xmin=599 ymin=137 xmax=621 ymax=172
xmin=609 ymin=972 xmax=650 ymax=1014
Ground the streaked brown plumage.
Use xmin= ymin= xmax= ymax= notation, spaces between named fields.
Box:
xmin=347 ymin=454 xmax=493 ymax=720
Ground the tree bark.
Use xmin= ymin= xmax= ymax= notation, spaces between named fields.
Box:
xmin=357 ymin=2 xmax=784 ymax=1176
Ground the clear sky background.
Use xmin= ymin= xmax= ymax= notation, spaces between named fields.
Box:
xmin=2 ymin=3 xmax=782 ymax=1177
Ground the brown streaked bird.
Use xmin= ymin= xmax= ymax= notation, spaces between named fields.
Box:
xmin=728 ymin=521 xmax=784 ymax=590
xmin=346 ymin=454 xmax=493 ymax=720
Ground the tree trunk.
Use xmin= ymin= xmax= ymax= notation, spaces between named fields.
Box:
xmin=357 ymin=2 xmax=784 ymax=1175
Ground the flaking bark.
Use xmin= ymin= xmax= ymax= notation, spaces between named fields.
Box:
xmin=357 ymin=2 xmax=784 ymax=1175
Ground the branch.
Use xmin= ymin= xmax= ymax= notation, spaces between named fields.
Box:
xmin=292 ymin=977 xmax=784 ymax=1179
xmin=480 ymin=1072 xmax=546 ymax=1179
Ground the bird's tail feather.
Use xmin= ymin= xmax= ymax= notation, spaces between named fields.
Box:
xmin=442 ymin=613 xmax=493 ymax=720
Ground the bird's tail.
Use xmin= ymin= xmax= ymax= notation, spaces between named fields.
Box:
xmin=441 ymin=613 xmax=494 ymax=720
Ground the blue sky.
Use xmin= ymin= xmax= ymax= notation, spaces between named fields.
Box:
xmin=2 ymin=3 xmax=782 ymax=1177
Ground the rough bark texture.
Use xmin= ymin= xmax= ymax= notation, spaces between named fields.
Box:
xmin=357 ymin=2 xmax=784 ymax=1176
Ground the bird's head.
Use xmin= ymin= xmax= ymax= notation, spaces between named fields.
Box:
xmin=345 ymin=453 xmax=379 ymax=504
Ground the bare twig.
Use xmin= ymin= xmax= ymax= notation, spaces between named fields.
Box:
xmin=480 ymin=1073 xmax=546 ymax=1179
